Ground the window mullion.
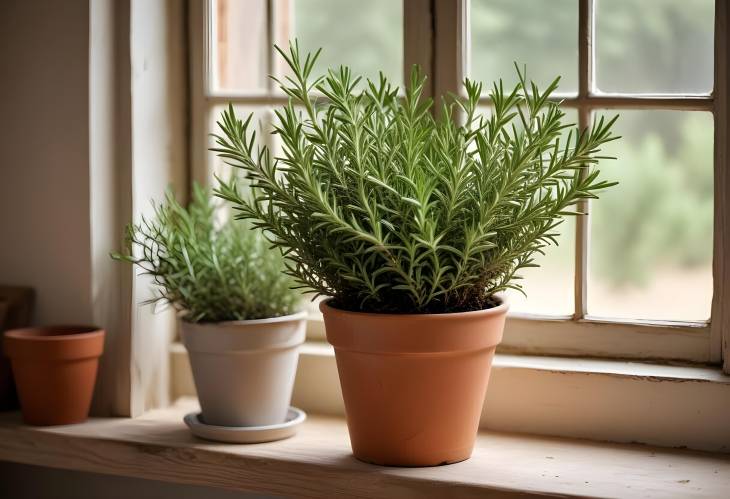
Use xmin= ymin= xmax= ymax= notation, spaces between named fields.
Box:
xmin=404 ymin=0 xmax=434 ymax=101
xmin=432 ymin=0 xmax=467 ymax=112
xmin=266 ymin=0 xmax=275 ymax=96
xmin=574 ymin=0 xmax=594 ymax=320
xmin=477 ymin=95 xmax=713 ymax=110
xmin=711 ymin=0 xmax=730 ymax=371
xmin=189 ymin=0 xmax=212 ymax=189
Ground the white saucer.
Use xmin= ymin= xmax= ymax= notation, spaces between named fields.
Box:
xmin=184 ymin=408 xmax=306 ymax=444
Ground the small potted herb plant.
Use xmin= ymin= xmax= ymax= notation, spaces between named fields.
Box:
xmin=113 ymin=184 xmax=304 ymax=434
xmin=214 ymin=43 xmax=618 ymax=465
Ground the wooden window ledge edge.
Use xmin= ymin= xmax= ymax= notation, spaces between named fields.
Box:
xmin=171 ymin=342 xmax=730 ymax=453
xmin=0 ymin=398 xmax=728 ymax=499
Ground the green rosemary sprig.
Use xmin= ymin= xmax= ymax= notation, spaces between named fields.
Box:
xmin=112 ymin=183 xmax=301 ymax=322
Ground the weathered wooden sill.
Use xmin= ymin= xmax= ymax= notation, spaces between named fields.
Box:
xmin=0 ymin=398 xmax=728 ymax=498
xmin=174 ymin=343 xmax=730 ymax=452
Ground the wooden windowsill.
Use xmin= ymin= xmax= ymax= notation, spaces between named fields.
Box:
xmin=172 ymin=343 xmax=730 ymax=452
xmin=0 ymin=398 xmax=728 ymax=498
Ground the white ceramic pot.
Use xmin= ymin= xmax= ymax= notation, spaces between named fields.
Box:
xmin=180 ymin=312 xmax=306 ymax=427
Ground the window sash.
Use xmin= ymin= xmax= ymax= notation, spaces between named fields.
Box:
xmin=188 ymin=0 xmax=729 ymax=367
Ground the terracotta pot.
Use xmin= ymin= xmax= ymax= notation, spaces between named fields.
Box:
xmin=321 ymin=297 xmax=508 ymax=467
xmin=3 ymin=326 xmax=105 ymax=426
xmin=181 ymin=312 xmax=306 ymax=427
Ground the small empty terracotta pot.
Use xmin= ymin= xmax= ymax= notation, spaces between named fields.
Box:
xmin=3 ymin=326 xmax=105 ymax=425
xmin=322 ymin=297 xmax=508 ymax=467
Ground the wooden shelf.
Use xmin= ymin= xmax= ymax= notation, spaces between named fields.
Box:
xmin=0 ymin=398 xmax=728 ymax=498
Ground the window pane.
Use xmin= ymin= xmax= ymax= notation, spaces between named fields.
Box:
xmin=476 ymin=107 xmax=577 ymax=316
xmin=470 ymin=0 xmax=578 ymax=94
xmin=212 ymin=0 xmax=269 ymax=93
xmin=289 ymin=0 xmax=403 ymax=85
xmin=508 ymin=217 xmax=576 ymax=316
xmin=510 ymin=108 xmax=578 ymax=316
xmin=595 ymin=0 xmax=714 ymax=94
xmin=588 ymin=111 xmax=713 ymax=322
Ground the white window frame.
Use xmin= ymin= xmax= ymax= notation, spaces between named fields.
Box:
xmin=189 ymin=0 xmax=730 ymax=370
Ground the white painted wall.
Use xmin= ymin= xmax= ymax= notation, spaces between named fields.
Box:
xmin=0 ymin=0 xmax=93 ymax=325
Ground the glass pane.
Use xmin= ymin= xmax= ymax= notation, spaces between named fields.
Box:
xmin=289 ymin=0 xmax=403 ymax=85
xmin=476 ymin=107 xmax=578 ymax=316
xmin=588 ymin=111 xmax=713 ymax=322
xmin=508 ymin=217 xmax=576 ymax=316
xmin=470 ymin=0 xmax=578 ymax=94
xmin=510 ymin=107 xmax=578 ymax=316
xmin=595 ymin=0 xmax=714 ymax=94
xmin=212 ymin=0 xmax=269 ymax=93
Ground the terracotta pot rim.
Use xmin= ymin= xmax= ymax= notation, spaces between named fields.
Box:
xmin=319 ymin=294 xmax=508 ymax=319
xmin=4 ymin=326 xmax=104 ymax=342
xmin=181 ymin=310 xmax=308 ymax=327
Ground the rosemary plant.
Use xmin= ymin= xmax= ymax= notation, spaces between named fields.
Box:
xmin=214 ymin=43 xmax=619 ymax=314
xmin=112 ymin=183 xmax=301 ymax=322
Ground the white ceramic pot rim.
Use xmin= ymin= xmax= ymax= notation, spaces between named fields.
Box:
xmin=180 ymin=312 xmax=307 ymax=355
xmin=182 ymin=310 xmax=308 ymax=327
